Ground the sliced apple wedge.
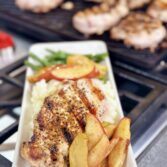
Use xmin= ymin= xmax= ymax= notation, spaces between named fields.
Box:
xmin=67 ymin=55 xmax=107 ymax=78
xmin=108 ymin=138 xmax=129 ymax=167
xmin=51 ymin=64 xmax=99 ymax=81
xmin=102 ymin=122 xmax=117 ymax=139
xmin=97 ymin=159 xmax=108 ymax=167
xmin=88 ymin=135 xmax=118 ymax=167
xmin=69 ymin=133 xmax=88 ymax=167
xmin=85 ymin=113 xmax=104 ymax=150
xmin=114 ymin=117 xmax=131 ymax=140
xmin=108 ymin=117 xmax=131 ymax=167
xmin=28 ymin=64 xmax=99 ymax=83
xmin=88 ymin=135 xmax=109 ymax=167
xmin=28 ymin=65 xmax=57 ymax=83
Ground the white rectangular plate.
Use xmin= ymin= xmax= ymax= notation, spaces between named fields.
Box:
xmin=13 ymin=41 xmax=137 ymax=167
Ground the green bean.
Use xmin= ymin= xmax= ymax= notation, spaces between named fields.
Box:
xmin=48 ymin=60 xmax=65 ymax=65
xmin=46 ymin=49 xmax=69 ymax=60
xmin=24 ymin=60 xmax=42 ymax=71
xmin=86 ymin=53 xmax=108 ymax=62
xmin=26 ymin=50 xmax=108 ymax=71
xmin=29 ymin=53 xmax=48 ymax=66
xmin=45 ymin=54 xmax=65 ymax=61
xmin=99 ymin=75 xmax=108 ymax=84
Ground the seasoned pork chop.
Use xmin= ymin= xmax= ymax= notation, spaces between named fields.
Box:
xmin=15 ymin=0 xmax=63 ymax=13
xmin=128 ymin=0 xmax=151 ymax=9
xmin=110 ymin=12 xmax=166 ymax=51
xmin=21 ymin=85 xmax=83 ymax=167
xmin=147 ymin=0 xmax=167 ymax=23
xmin=73 ymin=0 xmax=129 ymax=35
xmin=85 ymin=0 xmax=116 ymax=5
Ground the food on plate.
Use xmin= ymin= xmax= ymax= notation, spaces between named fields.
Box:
xmin=73 ymin=0 xmax=129 ymax=35
xmin=25 ymin=50 xmax=108 ymax=82
xmin=67 ymin=55 xmax=108 ymax=78
xmin=21 ymin=80 xmax=89 ymax=167
xmin=31 ymin=78 xmax=118 ymax=122
xmin=128 ymin=0 xmax=151 ymax=9
xmin=21 ymin=44 xmax=134 ymax=167
xmin=50 ymin=64 xmax=99 ymax=80
xmin=28 ymin=64 xmax=99 ymax=83
xmin=111 ymin=12 xmax=166 ymax=51
xmin=102 ymin=122 xmax=116 ymax=139
xmin=147 ymin=0 xmax=167 ymax=22
xmin=76 ymin=79 xmax=118 ymax=123
xmin=88 ymin=135 xmax=118 ymax=167
xmin=25 ymin=50 xmax=108 ymax=70
xmin=98 ymin=159 xmax=108 ymax=167
xmin=69 ymin=133 xmax=88 ymax=167
xmin=114 ymin=117 xmax=131 ymax=140
xmin=21 ymin=77 xmax=120 ymax=166
xmin=108 ymin=117 xmax=131 ymax=167
xmin=108 ymin=138 xmax=129 ymax=167
xmin=28 ymin=65 xmax=57 ymax=83
xmin=86 ymin=113 xmax=104 ymax=150
xmin=15 ymin=0 xmax=63 ymax=13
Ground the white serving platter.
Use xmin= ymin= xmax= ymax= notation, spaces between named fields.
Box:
xmin=12 ymin=41 xmax=137 ymax=167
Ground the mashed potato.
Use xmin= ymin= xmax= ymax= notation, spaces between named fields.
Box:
xmin=31 ymin=79 xmax=59 ymax=117
xmin=31 ymin=79 xmax=119 ymax=123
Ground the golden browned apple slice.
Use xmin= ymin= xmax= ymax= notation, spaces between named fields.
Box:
xmin=67 ymin=55 xmax=107 ymax=78
xmin=86 ymin=113 xmax=105 ymax=150
xmin=28 ymin=64 xmax=99 ymax=83
xmin=97 ymin=158 xmax=108 ymax=167
xmin=102 ymin=122 xmax=117 ymax=139
xmin=114 ymin=117 xmax=131 ymax=140
xmin=88 ymin=135 xmax=119 ymax=167
xmin=108 ymin=138 xmax=129 ymax=167
xmin=108 ymin=117 xmax=131 ymax=167
xmin=69 ymin=133 xmax=88 ymax=167
xmin=51 ymin=64 xmax=98 ymax=80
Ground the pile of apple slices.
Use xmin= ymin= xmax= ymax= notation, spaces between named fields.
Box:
xmin=28 ymin=54 xmax=107 ymax=83
xmin=69 ymin=114 xmax=131 ymax=167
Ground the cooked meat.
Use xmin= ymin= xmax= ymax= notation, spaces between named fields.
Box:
xmin=73 ymin=0 xmax=129 ymax=35
xmin=61 ymin=1 xmax=74 ymax=10
xmin=77 ymin=79 xmax=105 ymax=119
xmin=15 ymin=0 xmax=63 ymax=13
xmin=128 ymin=0 xmax=151 ymax=9
xmin=86 ymin=0 xmax=116 ymax=5
xmin=21 ymin=79 xmax=112 ymax=166
xmin=147 ymin=0 xmax=167 ymax=22
xmin=110 ymin=12 xmax=166 ymax=51
xmin=87 ymin=0 xmax=151 ymax=9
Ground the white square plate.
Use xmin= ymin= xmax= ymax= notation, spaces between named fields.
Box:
xmin=13 ymin=41 xmax=137 ymax=167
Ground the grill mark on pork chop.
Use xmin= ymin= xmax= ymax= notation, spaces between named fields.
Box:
xmin=58 ymin=81 xmax=89 ymax=128
xmin=62 ymin=127 xmax=73 ymax=144
xmin=50 ymin=145 xmax=58 ymax=161
xmin=72 ymin=81 xmax=97 ymax=115
xmin=88 ymin=79 xmax=105 ymax=101
xmin=31 ymin=134 xmax=36 ymax=143
xmin=58 ymin=88 xmax=84 ymax=129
